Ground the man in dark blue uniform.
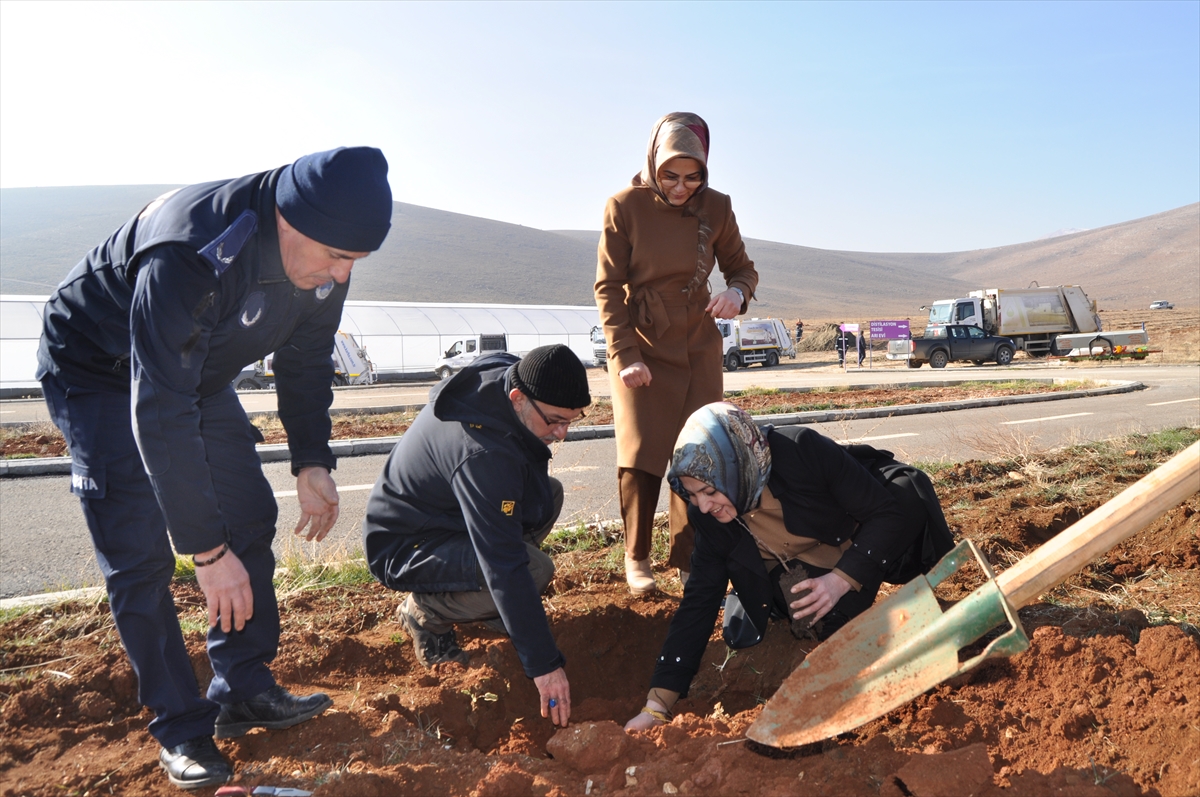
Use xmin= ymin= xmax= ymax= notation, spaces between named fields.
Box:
xmin=36 ymin=147 xmax=393 ymax=790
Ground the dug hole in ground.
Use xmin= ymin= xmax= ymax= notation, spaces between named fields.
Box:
xmin=2 ymin=432 xmax=1198 ymax=797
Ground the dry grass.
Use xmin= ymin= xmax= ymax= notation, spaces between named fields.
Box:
xmin=955 ymin=423 xmax=1054 ymax=484
xmin=1061 ymin=566 xmax=1200 ymax=627
xmin=928 ymin=426 xmax=1200 ymax=626
xmin=0 ymin=593 xmax=117 ymax=683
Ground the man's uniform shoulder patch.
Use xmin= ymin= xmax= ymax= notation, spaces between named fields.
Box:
xmin=198 ymin=209 xmax=259 ymax=277
xmin=500 ymin=500 xmax=516 ymax=516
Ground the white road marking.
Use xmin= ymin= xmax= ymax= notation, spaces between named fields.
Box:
xmin=1146 ymin=397 xmax=1200 ymax=406
xmin=554 ymin=465 xmax=600 ymax=472
xmin=837 ymin=433 xmax=919 ymax=444
xmin=0 ymin=411 xmax=13 ymax=414
xmin=1001 ymin=412 xmax=1092 ymax=426
xmin=273 ymin=483 xmax=375 ymax=499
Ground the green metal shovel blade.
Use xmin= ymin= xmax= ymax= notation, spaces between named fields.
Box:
xmin=747 ymin=540 xmax=1029 ymax=748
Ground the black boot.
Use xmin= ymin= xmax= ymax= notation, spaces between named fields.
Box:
xmin=214 ymin=685 xmax=332 ymax=738
xmin=398 ymin=599 xmax=470 ymax=667
xmin=817 ymin=609 xmax=852 ymax=641
xmin=159 ymin=735 xmax=232 ymax=789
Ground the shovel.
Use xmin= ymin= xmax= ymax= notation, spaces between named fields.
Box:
xmin=747 ymin=441 xmax=1200 ymax=748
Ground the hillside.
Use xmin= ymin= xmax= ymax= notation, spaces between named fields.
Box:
xmin=0 ymin=185 xmax=182 ymax=293
xmin=912 ymin=202 xmax=1199 ymax=311
xmin=559 ymin=201 xmax=1200 ymax=315
xmin=1 ymin=185 xmax=1195 ymax=319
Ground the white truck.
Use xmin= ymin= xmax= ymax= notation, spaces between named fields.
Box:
xmin=233 ymin=330 xmax=376 ymax=390
xmin=591 ymin=325 xmax=608 ymax=369
xmin=433 ymin=333 xmax=508 ymax=380
xmin=916 ymin=285 xmax=1103 ymax=357
xmin=717 ymin=317 xmax=795 ymax=371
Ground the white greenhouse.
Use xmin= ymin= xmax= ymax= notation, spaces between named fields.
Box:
xmin=0 ymin=295 xmax=47 ymax=394
xmin=339 ymin=301 xmax=600 ymax=377
xmin=0 ymin=295 xmax=601 ymax=394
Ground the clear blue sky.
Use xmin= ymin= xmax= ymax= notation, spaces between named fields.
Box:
xmin=1 ymin=0 xmax=1196 ymax=252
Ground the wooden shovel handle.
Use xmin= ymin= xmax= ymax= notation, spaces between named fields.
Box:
xmin=996 ymin=441 xmax=1200 ymax=609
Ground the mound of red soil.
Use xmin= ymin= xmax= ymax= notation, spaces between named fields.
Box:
xmin=2 ymin=446 xmax=1198 ymax=796
xmin=4 ymin=587 xmax=1196 ymax=794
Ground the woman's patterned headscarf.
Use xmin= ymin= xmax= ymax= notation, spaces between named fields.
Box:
xmin=667 ymin=402 xmax=772 ymax=515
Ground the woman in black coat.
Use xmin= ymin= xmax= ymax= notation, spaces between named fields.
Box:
xmin=624 ymin=402 xmax=951 ymax=732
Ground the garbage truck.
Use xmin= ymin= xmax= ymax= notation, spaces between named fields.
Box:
xmin=717 ymin=317 xmax=795 ymax=371
xmin=232 ymin=330 xmax=376 ymax=390
xmin=591 ymin=325 xmax=608 ymax=369
xmin=916 ymin=285 xmax=1103 ymax=357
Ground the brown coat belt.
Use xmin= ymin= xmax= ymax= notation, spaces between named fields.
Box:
xmin=629 ymin=284 xmax=708 ymax=340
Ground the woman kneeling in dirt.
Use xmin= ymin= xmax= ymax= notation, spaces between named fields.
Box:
xmin=624 ymin=403 xmax=952 ymax=732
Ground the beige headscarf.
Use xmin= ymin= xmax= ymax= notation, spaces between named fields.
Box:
xmin=632 ymin=112 xmax=711 ymax=205
xmin=631 ymin=112 xmax=714 ymax=299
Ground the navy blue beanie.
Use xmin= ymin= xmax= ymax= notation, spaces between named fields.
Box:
xmin=276 ymin=146 xmax=393 ymax=251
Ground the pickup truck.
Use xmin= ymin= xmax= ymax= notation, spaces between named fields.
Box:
xmin=891 ymin=324 xmax=1016 ymax=369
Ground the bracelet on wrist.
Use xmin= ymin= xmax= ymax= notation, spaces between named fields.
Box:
xmin=193 ymin=542 xmax=230 ymax=568
xmin=640 ymin=705 xmax=672 ymax=724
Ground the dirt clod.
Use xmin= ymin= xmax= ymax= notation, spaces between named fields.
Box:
xmin=546 ymin=721 xmax=630 ymax=773
xmin=778 ymin=564 xmax=821 ymax=640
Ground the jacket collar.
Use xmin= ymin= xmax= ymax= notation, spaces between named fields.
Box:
xmin=254 ymin=170 xmax=289 ymax=285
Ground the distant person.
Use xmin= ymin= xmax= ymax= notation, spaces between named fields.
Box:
xmin=363 ymin=345 xmax=591 ymax=729
xmin=594 ymin=111 xmax=759 ymax=595
xmin=36 ymin=148 xmax=394 ymax=789
xmin=624 ymin=403 xmax=952 ymax=733
xmin=836 ymin=327 xmax=855 ymax=366
xmin=794 ymin=319 xmax=804 ymax=343
xmin=857 ymin=330 xmax=866 ymax=367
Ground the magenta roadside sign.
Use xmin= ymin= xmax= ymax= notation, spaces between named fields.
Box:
xmin=870 ymin=320 xmax=910 ymax=340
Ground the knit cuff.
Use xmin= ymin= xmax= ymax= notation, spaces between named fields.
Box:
xmin=647 ymin=687 xmax=680 ymax=713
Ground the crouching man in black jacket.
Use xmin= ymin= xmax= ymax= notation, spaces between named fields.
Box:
xmin=364 ymin=345 xmax=591 ymax=728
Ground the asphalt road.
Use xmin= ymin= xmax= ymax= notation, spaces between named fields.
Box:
xmin=1 ymin=362 xmax=1196 ymax=598
xmin=1 ymin=355 xmax=1184 ymax=423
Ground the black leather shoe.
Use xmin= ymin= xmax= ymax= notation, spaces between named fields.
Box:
xmin=214 ymin=685 xmax=332 ymax=738
xmin=159 ymin=735 xmax=232 ymax=789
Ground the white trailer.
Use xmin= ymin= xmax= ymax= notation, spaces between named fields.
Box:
xmin=1054 ymin=326 xmax=1152 ymax=358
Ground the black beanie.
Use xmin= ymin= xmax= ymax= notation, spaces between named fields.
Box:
xmin=276 ymin=146 xmax=393 ymax=251
xmin=509 ymin=345 xmax=591 ymax=409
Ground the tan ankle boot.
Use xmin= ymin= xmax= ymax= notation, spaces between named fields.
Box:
xmin=625 ymin=557 xmax=656 ymax=595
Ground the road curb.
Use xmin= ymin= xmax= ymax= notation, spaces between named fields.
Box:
xmin=0 ymin=379 xmax=1146 ymax=477
xmin=0 ymin=586 xmax=105 ymax=610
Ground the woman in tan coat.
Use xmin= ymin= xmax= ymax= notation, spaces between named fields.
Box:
xmin=594 ymin=112 xmax=759 ymax=594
